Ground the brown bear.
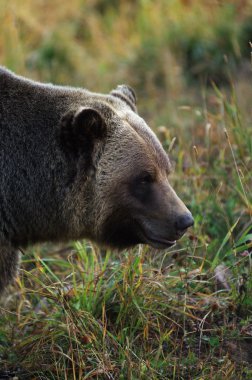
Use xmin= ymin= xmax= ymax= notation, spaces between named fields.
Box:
xmin=0 ymin=67 xmax=193 ymax=293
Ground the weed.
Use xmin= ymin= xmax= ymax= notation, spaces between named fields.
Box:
xmin=0 ymin=1 xmax=252 ymax=379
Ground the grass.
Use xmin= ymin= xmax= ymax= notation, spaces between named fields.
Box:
xmin=0 ymin=1 xmax=252 ymax=379
xmin=0 ymin=236 xmax=251 ymax=379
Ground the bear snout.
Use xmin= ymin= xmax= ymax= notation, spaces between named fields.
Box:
xmin=175 ymin=213 xmax=194 ymax=234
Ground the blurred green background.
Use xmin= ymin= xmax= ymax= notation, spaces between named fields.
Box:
xmin=1 ymin=0 xmax=251 ymax=92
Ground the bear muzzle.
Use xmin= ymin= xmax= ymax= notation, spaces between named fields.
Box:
xmin=137 ymin=211 xmax=194 ymax=249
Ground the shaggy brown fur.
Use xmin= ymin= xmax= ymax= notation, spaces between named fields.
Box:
xmin=0 ymin=67 xmax=193 ymax=293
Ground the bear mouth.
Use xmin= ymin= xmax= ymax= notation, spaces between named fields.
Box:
xmin=134 ymin=219 xmax=177 ymax=249
xmin=145 ymin=236 xmax=177 ymax=249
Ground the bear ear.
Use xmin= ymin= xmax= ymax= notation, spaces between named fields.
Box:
xmin=59 ymin=107 xmax=106 ymax=157
xmin=110 ymin=85 xmax=137 ymax=112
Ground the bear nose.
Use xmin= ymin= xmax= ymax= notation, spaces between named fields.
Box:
xmin=175 ymin=213 xmax=194 ymax=232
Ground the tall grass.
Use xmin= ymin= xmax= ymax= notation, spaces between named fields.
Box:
xmin=0 ymin=1 xmax=252 ymax=379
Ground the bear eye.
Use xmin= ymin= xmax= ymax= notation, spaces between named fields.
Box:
xmin=139 ymin=172 xmax=154 ymax=184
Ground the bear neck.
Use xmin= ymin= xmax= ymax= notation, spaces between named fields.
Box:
xmin=0 ymin=68 xmax=93 ymax=247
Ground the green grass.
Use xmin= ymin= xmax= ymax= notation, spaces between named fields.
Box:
xmin=0 ymin=1 xmax=252 ymax=379
xmin=1 ymin=234 xmax=252 ymax=379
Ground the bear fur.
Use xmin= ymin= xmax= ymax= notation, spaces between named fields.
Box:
xmin=0 ymin=67 xmax=193 ymax=293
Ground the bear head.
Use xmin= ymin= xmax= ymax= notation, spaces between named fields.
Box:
xmin=58 ymin=85 xmax=194 ymax=249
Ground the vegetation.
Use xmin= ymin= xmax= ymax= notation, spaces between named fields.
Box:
xmin=0 ymin=0 xmax=252 ymax=379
